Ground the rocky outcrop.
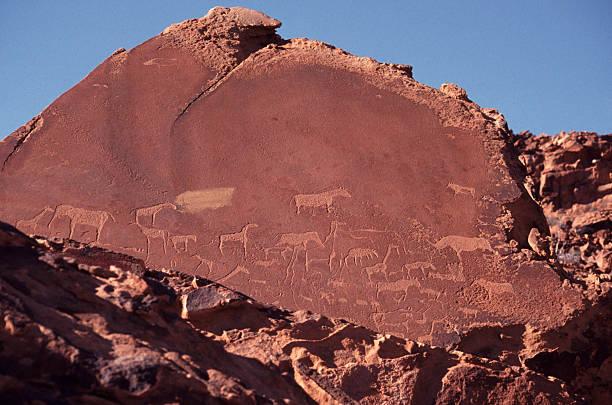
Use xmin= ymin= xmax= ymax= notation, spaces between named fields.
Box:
xmin=0 ymin=7 xmax=585 ymax=350
xmin=1 ymin=5 xmax=610 ymax=403
xmin=0 ymin=222 xmax=580 ymax=403
xmin=511 ymin=131 xmax=612 ymax=403
xmin=515 ymin=131 xmax=611 ymax=276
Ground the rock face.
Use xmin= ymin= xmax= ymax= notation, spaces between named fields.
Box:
xmin=515 ymin=131 xmax=611 ymax=276
xmin=0 ymin=222 xmax=580 ymax=403
xmin=0 ymin=7 xmax=585 ymax=349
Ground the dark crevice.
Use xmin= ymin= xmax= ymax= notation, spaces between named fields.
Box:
xmin=500 ymin=138 xmax=550 ymax=248
xmin=1 ymin=115 xmax=42 ymax=172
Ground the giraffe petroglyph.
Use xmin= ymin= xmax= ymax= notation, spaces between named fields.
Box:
xmin=219 ymin=223 xmax=259 ymax=256
xmin=293 ymin=188 xmax=351 ymax=214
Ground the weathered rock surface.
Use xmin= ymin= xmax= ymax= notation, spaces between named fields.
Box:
xmin=0 ymin=7 xmax=587 ymax=350
xmin=512 ymin=131 xmax=612 ymax=403
xmin=515 ymin=131 xmax=611 ymax=276
xmin=0 ymin=222 xmax=581 ymax=403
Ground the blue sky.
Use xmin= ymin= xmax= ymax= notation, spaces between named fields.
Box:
xmin=1 ymin=1 xmax=611 ymax=139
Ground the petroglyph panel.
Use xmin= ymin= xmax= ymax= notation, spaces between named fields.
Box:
xmin=0 ymin=28 xmax=582 ymax=349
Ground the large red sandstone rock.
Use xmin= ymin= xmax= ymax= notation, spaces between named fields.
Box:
xmin=0 ymin=222 xmax=580 ymax=403
xmin=0 ymin=7 xmax=585 ymax=349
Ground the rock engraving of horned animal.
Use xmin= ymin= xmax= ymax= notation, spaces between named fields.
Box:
xmin=219 ymin=224 xmax=259 ymax=256
xmin=49 ymin=205 xmax=115 ymax=242
xmin=344 ymin=248 xmax=379 ymax=267
xmin=16 ymin=207 xmax=55 ymax=233
xmin=134 ymin=202 xmax=177 ymax=228
xmin=293 ymin=188 xmax=351 ymax=214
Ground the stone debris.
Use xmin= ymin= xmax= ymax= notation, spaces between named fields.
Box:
xmin=0 ymin=223 xmax=581 ymax=403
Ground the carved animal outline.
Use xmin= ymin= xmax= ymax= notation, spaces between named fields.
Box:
xmin=15 ymin=207 xmax=55 ymax=234
xmin=276 ymin=232 xmax=325 ymax=249
xmin=447 ymin=183 xmax=476 ymax=198
xmin=344 ymin=248 xmax=379 ymax=267
xmin=49 ymin=204 xmax=115 ymax=242
xmin=293 ymin=188 xmax=351 ymax=214
xmin=434 ymin=235 xmax=491 ymax=256
xmin=270 ymin=231 xmax=326 ymax=263
xmin=193 ymin=254 xmax=213 ymax=276
xmin=170 ymin=234 xmax=197 ymax=253
xmin=364 ymin=244 xmax=401 ymax=282
xmin=219 ymin=223 xmax=258 ymax=256
xmin=134 ymin=202 xmax=177 ymax=228
xmin=139 ymin=226 xmax=169 ymax=259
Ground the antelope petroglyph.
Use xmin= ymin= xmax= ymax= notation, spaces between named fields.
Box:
xmin=293 ymin=188 xmax=351 ymax=214
xmin=219 ymin=223 xmax=259 ymax=256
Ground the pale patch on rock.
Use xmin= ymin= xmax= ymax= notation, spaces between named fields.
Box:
xmin=175 ymin=188 xmax=234 ymax=212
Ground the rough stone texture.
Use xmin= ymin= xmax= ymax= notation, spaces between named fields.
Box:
xmin=513 ymin=130 xmax=612 ymax=403
xmin=515 ymin=131 xmax=611 ymax=276
xmin=0 ymin=222 xmax=580 ymax=403
xmin=0 ymin=7 xmax=587 ymax=350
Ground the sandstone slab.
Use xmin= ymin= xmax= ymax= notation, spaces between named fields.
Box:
xmin=0 ymin=7 xmax=585 ymax=348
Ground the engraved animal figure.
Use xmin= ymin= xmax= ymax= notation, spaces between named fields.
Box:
xmin=49 ymin=205 xmax=115 ymax=242
xmin=434 ymin=235 xmax=491 ymax=256
xmin=365 ymin=244 xmax=401 ymax=282
xmin=219 ymin=224 xmax=259 ymax=256
xmin=16 ymin=207 xmax=55 ymax=234
xmin=134 ymin=203 xmax=177 ymax=228
xmin=276 ymin=232 xmax=325 ymax=249
xmin=344 ymin=248 xmax=379 ymax=267
xmin=474 ymin=279 xmax=514 ymax=298
xmin=139 ymin=226 xmax=169 ymax=258
xmin=193 ymin=254 xmax=213 ymax=276
xmin=447 ymin=183 xmax=476 ymax=198
xmin=293 ymin=188 xmax=351 ymax=214
xmin=170 ymin=234 xmax=197 ymax=253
